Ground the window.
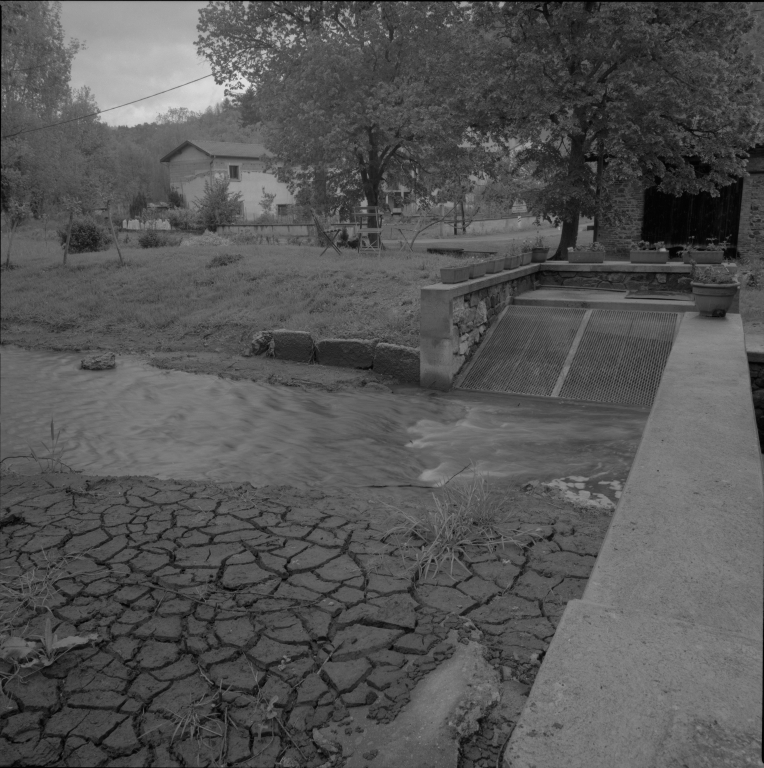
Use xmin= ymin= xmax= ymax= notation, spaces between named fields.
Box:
xmin=228 ymin=165 xmax=240 ymax=181
xmin=277 ymin=204 xmax=290 ymax=216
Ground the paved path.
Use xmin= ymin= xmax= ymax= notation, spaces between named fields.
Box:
xmin=1 ymin=473 xmax=608 ymax=767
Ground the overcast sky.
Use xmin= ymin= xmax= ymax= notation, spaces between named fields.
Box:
xmin=60 ymin=1 xmax=228 ymax=127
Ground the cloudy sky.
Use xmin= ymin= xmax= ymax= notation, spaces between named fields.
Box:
xmin=60 ymin=1 xmax=228 ymax=127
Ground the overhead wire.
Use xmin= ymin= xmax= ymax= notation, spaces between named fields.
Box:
xmin=1 ymin=73 xmax=216 ymax=140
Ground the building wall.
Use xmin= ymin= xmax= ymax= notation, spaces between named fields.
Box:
xmin=738 ymin=155 xmax=764 ymax=260
xmin=598 ymin=181 xmax=644 ymax=258
xmin=166 ymin=147 xmax=294 ymax=220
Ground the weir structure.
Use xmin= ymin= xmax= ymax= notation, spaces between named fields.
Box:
xmin=419 ymin=261 xmax=763 ymax=767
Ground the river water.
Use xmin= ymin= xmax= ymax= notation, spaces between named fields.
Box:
xmin=1 ymin=346 xmax=647 ymax=501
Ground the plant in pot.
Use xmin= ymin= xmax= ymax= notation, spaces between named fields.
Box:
xmin=690 ymin=262 xmax=739 ymax=317
xmin=440 ymin=264 xmax=471 ymax=284
xmin=519 ymin=239 xmax=533 ymax=266
xmin=470 ymin=259 xmax=487 ymax=279
xmin=568 ymin=241 xmax=606 ymax=263
xmin=531 ymin=233 xmax=549 ymax=263
xmin=629 ymin=240 xmax=668 ymax=264
xmin=682 ymin=236 xmax=728 ymax=265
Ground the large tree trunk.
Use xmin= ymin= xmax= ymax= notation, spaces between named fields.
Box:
xmin=550 ymin=133 xmax=586 ymax=260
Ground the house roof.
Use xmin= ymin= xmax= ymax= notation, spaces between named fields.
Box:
xmin=159 ymin=140 xmax=272 ymax=163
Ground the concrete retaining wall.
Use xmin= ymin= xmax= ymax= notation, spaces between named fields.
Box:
xmin=504 ymin=313 xmax=763 ymax=767
xmin=253 ymin=331 xmax=420 ymax=383
xmin=420 ymin=262 xmax=694 ymax=391
xmin=749 ymin=356 xmax=764 ymax=448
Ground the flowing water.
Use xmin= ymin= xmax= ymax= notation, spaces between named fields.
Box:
xmin=1 ymin=346 xmax=648 ymax=501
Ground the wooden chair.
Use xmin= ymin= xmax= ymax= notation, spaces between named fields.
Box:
xmin=311 ymin=209 xmax=343 ymax=257
xmin=354 ymin=207 xmax=384 ymax=255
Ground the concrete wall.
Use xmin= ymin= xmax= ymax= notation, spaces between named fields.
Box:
xmin=749 ymin=355 xmax=764 ymax=447
xmin=597 ymin=181 xmax=644 ymax=258
xmin=166 ymin=147 xmax=295 ymax=219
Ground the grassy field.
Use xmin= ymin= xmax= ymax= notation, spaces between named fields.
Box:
xmin=1 ymin=227 xmax=465 ymax=355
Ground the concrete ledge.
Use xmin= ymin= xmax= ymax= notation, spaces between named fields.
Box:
xmin=424 ymin=264 xmax=538 ymax=299
xmin=540 ymin=261 xmax=692 ymax=273
xmin=505 ymin=601 xmax=762 ymax=768
xmin=505 ymin=313 xmax=763 ymax=767
xmin=373 ymin=343 xmax=420 ymax=383
xmin=271 ymin=329 xmax=314 ymax=363
xmin=315 ymin=338 xmax=376 ymax=369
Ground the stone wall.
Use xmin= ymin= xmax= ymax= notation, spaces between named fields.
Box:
xmin=750 ymin=360 xmax=764 ymax=449
xmin=598 ymin=181 xmax=644 ymax=258
xmin=738 ymin=169 xmax=764 ymax=261
xmin=452 ymin=276 xmax=534 ymax=371
xmin=536 ymin=269 xmax=691 ymax=293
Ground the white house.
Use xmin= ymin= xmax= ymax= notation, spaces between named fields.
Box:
xmin=159 ymin=140 xmax=295 ymax=220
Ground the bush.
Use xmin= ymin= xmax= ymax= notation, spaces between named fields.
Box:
xmin=167 ymin=188 xmax=185 ymax=208
xmin=207 ymin=253 xmax=244 ymax=268
xmin=58 ymin=218 xmax=111 ymax=253
xmin=138 ymin=230 xmax=182 ymax=249
xmin=129 ymin=192 xmax=148 ymax=219
xmin=167 ymin=207 xmax=200 ymax=230
xmin=194 ymin=177 xmax=243 ymax=232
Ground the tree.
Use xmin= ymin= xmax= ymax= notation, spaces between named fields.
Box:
xmin=194 ymin=176 xmax=243 ymax=232
xmin=470 ymin=2 xmax=764 ymax=257
xmin=196 ymin=2 xmax=474 ymax=215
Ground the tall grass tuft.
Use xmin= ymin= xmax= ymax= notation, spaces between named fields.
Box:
xmin=384 ymin=472 xmax=545 ymax=581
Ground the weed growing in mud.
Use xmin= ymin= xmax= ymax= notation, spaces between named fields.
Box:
xmin=0 ymin=419 xmax=75 ymax=474
xmin=385 ymin=473 xmax=546 ymax=580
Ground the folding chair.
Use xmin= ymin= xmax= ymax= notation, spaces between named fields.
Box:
xmin=354 ymin=207 xmax=384 ymax=255
xmin=311 ymin=210 xmax=343 ymax=257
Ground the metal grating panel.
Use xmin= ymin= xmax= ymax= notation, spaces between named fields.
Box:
xmin=459 ymin=305 xmax=586 ymax=396
xmin=558 ymin=310 xmax=678 ymax=407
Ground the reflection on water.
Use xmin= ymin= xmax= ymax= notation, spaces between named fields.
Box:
xmin=0 ymin=346 xmax=648 ymax=496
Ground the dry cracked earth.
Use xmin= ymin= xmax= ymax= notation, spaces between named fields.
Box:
xmin=0 ymin=472 xmax=609 ymax=768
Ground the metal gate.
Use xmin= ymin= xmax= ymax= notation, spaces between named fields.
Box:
xmin=456 ymin=306 xmax=679 ymax=408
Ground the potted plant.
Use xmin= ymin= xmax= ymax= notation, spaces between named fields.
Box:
xmin=520 ymin=239 xmax=533 ymax=266
xmin=690 ymin=262 xmax=739 ymax=317
xmin=531 ymin=233 xmax=549 ymax=263
xmin=629 ymin=240 xmax=669 ymax=264
xmin=470 ymin=260 xmax=487 ymax=279
xmin=485 ymin=256 xmax=504 ymax=273
xmin=440 ymin=265 xmax=471 ymax=284
xmin=568 ymin=241 xmax=606 ymax=263
xmin=682 ymin=237 xmax=727 ymax=265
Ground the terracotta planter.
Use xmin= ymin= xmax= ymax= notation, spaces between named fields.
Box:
xmin=440 ymin=265 xmax=471 ymax=284
xmin=520 ymin=252 xmax=533 ymax=267
xmin=630 ymin=250 xmax=669 ymax=264
xmin=470 ymin=261 xmax=487 ymax=279
xmin=683 ymin=250 xmax=724 ymax=265
xmin=531 ymin=247 xmax=549 ymax=263
xmin=568 ymin=250 xmax=605 ymax=264
xmin=691 ymin=281 xmax=739 ymax=317
xmin=505 ymin=254 xmax=520 ymax=270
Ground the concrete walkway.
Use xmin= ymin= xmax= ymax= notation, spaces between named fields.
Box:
xmin=505 ymin=313 xmax=763 ymax=767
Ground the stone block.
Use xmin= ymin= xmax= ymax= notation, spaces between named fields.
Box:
xmin=315 ymin=338 xmax=376 ymax=369
xmin=373 ymin=343 xmax=420 ymax=384
xmin=271 ymin=329 xmax=314 ymax=363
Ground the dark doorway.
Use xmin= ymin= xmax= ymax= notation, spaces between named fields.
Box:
xmin=641 ymin=178 xmax=743 ymax=254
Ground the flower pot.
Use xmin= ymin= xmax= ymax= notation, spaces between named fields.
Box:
xmin=568 ymin=250 xmax=605 ymax=264
xmin=683 ymin=250 xmax=724 ymax=265
xmin=470 ymin=261 xmax=487 ymax=279
xmin=531 ymin=247 xmax=549 ymax=263
xmin=691 ymin=281 xmax=739 ymax=317
xmin=440 ymin=265 xmax=471 ymax=284
xmin=630 ymin=250 xmax=669 ymax=264
xmin=485 ymin=257 xmax=504 ymax=274
xmin=506 ymin=255 xmax=520 ymax=270
xmin=520 ymin=252 xmax=533 ymax=267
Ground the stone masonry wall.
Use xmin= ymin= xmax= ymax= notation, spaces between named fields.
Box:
xmin=598 ymin=182 xmax=644 ymax=259
xmin=535 ymin=270 xmax=691 ymax=293
xmin=452 ymin=275 xmax=534 ymax=373
xmin=750 ymin=360 xmax=764 ymax=450
xmin=738 ymin=173 xmax=764 ymax=261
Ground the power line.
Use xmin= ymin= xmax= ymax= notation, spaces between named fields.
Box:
xmin=1 ymin=73 xmax=216 ymax=140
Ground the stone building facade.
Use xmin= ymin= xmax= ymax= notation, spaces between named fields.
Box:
xmin=599 ymin=148 xmax=764 ymax=260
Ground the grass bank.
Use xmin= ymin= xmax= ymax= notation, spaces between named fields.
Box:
xmin=1 ymin=229 xmax=464 ymax=356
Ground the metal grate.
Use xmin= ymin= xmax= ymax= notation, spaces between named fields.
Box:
xmin=458 ymin=306 xmax=586 ymax=396
xmin=557 ymin=310 xmax=678 ymax=407
xmin=458 ymin=307 xmax=679 ymax=408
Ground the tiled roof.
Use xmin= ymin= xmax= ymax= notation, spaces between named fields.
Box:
xmin=159 ymin=140 xmax=273 ymax=163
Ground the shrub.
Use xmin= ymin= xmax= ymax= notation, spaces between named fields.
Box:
xmin=167 ymin=188 xmax=186 ymax=208
xmin=207 ymin=253 xmax=244 ymax=268
xmin=194 ymin=177 xmax=243 ymax=232
xmin=58 ymin=217 xmax=111 ymax=253
xmin=129 ymin=192 xmax=148 ymax=219
xmin=167 ymin=207 xmax=200 ymax=230
xmin=138 ymin=230 xmax=182 ymax=249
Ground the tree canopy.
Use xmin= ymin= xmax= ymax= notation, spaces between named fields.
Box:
xmin=469 ymin=1 xmax=764 ymax=256
xmin=196 ymin=1 xmax=476 ymax=213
